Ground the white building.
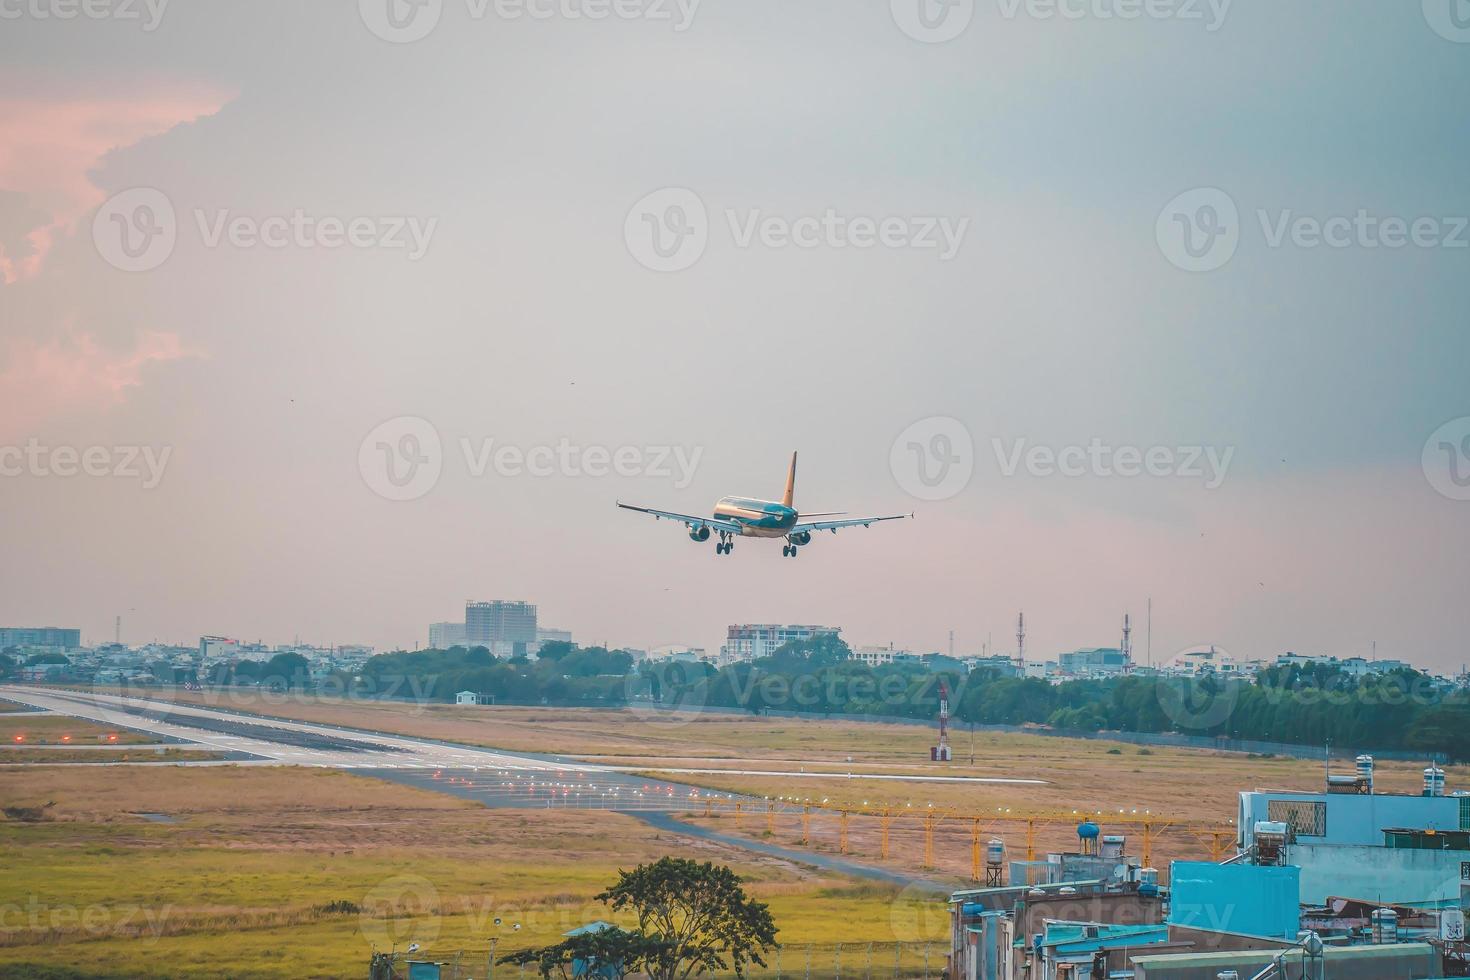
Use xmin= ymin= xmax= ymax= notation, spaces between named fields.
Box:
xmin=429 ymin=622 xmax=468 ymax=649
xmin=720 ymin=624 xmax=840 ymax=664
xmin=851 ymin=644 xmax=909 ymax=668
xmin=199 ymin=636 xmax=239 ymax=663
xmin=536 ymin=627 xmax=573 ymax=645
xmin=454 ymin=690 xmax=489 ymax=705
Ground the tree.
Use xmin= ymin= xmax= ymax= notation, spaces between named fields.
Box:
xmin=261 ymin=652 xmax=310 ymax=690
xmin=499 ymin=926 xmax=670 ymax=980
xmin=595 ymin=858 xmax=777 ymax=980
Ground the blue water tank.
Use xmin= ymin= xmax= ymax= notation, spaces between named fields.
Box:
xmin=1077 ymin=820 xmax=1101 ymax=840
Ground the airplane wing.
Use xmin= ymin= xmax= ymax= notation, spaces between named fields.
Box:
xmin=617 ymin=502 xmax=743 ymax=534
xmin=791 ymin=513 xmax=912 ymax=534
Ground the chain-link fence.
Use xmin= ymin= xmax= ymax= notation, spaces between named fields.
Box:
xmin=370 ymin=942 xmax=947 ymax=980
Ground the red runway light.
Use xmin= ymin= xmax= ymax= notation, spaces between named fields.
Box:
xmin=107 ymin=734 xmax=118 ymax=742
xmin=13 ymin=735 xmax=22 ymax=743
xmin=61 ymin=735 xmax=71 ymax=743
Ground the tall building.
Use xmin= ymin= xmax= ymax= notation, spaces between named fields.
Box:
xmin=0 ymin=626 xmax=81 ymax=650
xmin=466 ymin=600 xmax=537 ymax=657
xmin=721 ymin=624 xmax=840 ymax=664
xmin=429 ymin=622 xmax=469 ymax=649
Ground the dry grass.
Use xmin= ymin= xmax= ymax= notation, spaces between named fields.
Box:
xmin=0 ymin=748 xmax=225 ymax=765
xmin=0 ymin=714 xmax=153 ymax=745
xmin=0 ymin=765 xmax=926 ymax=979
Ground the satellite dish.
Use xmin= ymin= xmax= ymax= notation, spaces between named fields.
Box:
xmin=408 ymin=943 xmax=420 ymax=953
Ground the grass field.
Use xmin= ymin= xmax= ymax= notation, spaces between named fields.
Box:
xmin=116 ymin=687 xmax=1468 ymax=824
xmin=0 ymin=748 xmax=226 ymax=765
xmin=1 ymin=715 xmax=154 ymax=746
xmin=0 ymin=766 xmax=946 ymax=980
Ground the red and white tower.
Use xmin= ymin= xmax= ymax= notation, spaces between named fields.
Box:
xmin=931 ymin=680 xmax=953 ymax=762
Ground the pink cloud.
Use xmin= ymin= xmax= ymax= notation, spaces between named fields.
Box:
xmin=0 ymin=88 xmax=231 ymax=281
xmin=0 ymin=330 xmax=201 ymax=440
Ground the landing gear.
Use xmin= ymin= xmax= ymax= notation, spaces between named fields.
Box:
xmin=715 ymin=533 xmax=734 ymax=556
xmin=782 ymin=544 xmax=799 ymax=558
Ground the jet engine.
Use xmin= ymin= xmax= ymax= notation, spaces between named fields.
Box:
xmin=790 ymin=531 xmax=811 ymax=546
xmin=689 ymin=526 xmax=711 ymax=542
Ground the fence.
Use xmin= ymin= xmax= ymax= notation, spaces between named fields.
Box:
xmin=370 ymin=942 xmax=947 ymax=980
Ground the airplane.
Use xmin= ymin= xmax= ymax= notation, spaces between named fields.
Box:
xmin=617 ymin=452 xmax=910 ymax=558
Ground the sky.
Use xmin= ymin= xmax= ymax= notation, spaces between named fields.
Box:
xmin=0 ymin=0 xmax=1467 ymax=672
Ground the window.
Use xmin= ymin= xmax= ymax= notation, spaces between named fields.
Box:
xmin=1268 ymin=800 xmax=1327 ymax=838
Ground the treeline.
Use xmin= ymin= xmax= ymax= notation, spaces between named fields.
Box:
xmin=653 ymin=638 xmax=1470 ymax=761
xmin=356 ymin=641 xmax=635 ymax=703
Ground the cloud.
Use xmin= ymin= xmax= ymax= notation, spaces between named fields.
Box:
xmin=0 ymin=87 xmax=231 ymax=282
xmin=0 ymin=330 xmax=201 ymax=440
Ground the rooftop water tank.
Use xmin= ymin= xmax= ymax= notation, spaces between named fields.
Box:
xmin=1372 ymin=907 xmax=1399 ymax=944
xmin=986 ymin=839 xmax=1005 ymax=866
xmin=1355 ymin=754 xmax=1374 ymax=791
xmin=1424 ymin=766 xmax=1446 ymax=798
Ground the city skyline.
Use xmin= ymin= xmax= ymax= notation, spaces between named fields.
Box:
xmin=3 ymin=3 xmax=1468 ymax=673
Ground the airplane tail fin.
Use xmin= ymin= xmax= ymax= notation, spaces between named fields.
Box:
xmin=782 ymin=451 xmax=797 ymax=509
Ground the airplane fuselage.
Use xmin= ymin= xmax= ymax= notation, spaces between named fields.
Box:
xmin=713 ymin=496 xmax=797 ymax=537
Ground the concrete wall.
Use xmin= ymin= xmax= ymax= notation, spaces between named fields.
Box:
xmin=1239 ymin=791 xmax=1464 ymax=848
xmin=1133 ymin=942 xmax=1439 ymax=980
xmin=1287 ymin=842 xmax=1470 ymax=906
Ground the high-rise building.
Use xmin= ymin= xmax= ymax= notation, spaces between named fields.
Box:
xmin=720 ymin=624 xmax=840 ymax=664
xmin=466 ymin=600 xmax=537 ymax=657
xmin=429 ymin=622 xmax=469 ymax=649
xmin=0 ymin=627 xmax=81 ymax=650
